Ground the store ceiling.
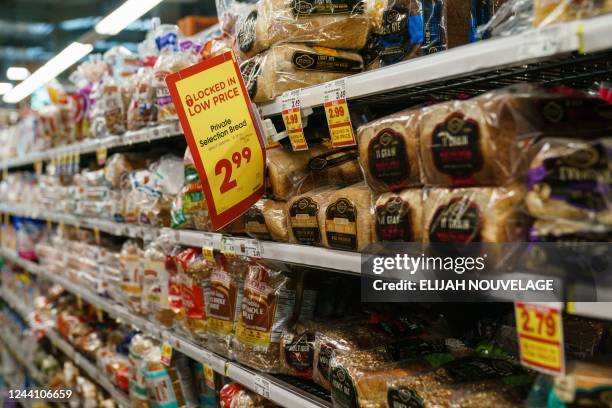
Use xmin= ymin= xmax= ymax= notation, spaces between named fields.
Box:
xmin=0 ymin=0 xmax=217 ymax=83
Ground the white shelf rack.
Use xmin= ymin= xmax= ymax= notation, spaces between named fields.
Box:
xmin=0 ymin=121 xmax=182 ymax=170
xmin=0 ymin=329 xmax=47 ymax=386
xmin=0 ymin=249 xmax=332 ymax=408
xmin=0 ymin=288 xmax=131 ymax=408
xmin=0 ymin=203 xmax=362 ymax=274
xmin=259 ymin=14 xmax=612 ymax=116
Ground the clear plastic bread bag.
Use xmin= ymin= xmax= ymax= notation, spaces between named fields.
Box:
xmin=119 ymin=239 xmax=145 ymax=314
xmin=206 ymin=255 xmax=248 ymax=358
xmin=143 ymin=234 xmax=175 ymax=327
xmin=525 ymin=137 xmax=611 ymax=227
xmin=128 ymin=334 xmax=154 ymax=407
xmin=239 ymin=44 xmax=364 ymax=103
xmin=357 ymin=107 xmax=422 ymax=192
xmin=418 ymin=84 xmax=612 ymax=187
xmin=244 ymin=198 xmax=289 ymax=242
xmin=232 ymin=260 xmax=300 ymax=372
xmin=534 ymin=0 xmax=612 ymax=27
xmin=143 ymin=347 xmax=187 ymax=408
xmin=127 ymin=66 xmax=155 ymax=131
xmin=235 ymin=0 xmax=372 ymax=59
xmin=101 ymin=74 xmax=126 ymax=135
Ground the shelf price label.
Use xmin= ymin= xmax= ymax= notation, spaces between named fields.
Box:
xmin=96 ymin=147 xmax=108 ymax=166
xmin=161 ymin=342 xmax=173 ymax=366
xmin=254 ymin=375 xmax=271 ymax=399
xmin=281 ymin=90 xmax=309 ymax=151
xmin=34 ymin=160 xmax=43 ymax=176
xmin=324 ymin=79 xmax=356 ymax=147
xmin=166 ymin=51 xmax=266 ymax=231
xmin=515 ymin=302 xmax=564 ymax=375
xmin=203 ymin=246 xmax=214 ymax=261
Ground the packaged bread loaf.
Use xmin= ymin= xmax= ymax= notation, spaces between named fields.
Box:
xmin=364 ymin=0 xmax=447 ymax=69
xmin=548 ymin=359 xmax=612 ymax=407
xmin=288 ymin=187 xmax=339 ymax=246
xmin=119 ymin=240 xmax=144 ymax=314
xmin=206 ymin=255 xmax=248 ymax=358
xmin=245 ymin=199 xmax=289 ymax=242
xmin=375 ymin=189 xmax=423 ymax=242
xmin=240 ymin=44 xmax=363 ymax=103
xmin=267 ymin=145 xmax=318 ymax=200
xmin=329 ymin=338 xmax=471 ymax=408
xmin=424 ymin=185 xmax=526 ymax=242
xmin=319 ymin=183 xmax=375 ymax=251
xmin=232 ymin=260 xmax=299 ymax=372
xmin=303 ymin=145 xmax=363 ymax=190
xmin=419 ymin=85 xmax=612 ymax=186
xmin=143 ymin=348 xmax=187 ymax=408
xmin=386 ymin=356 xmax=532 ymax=408
xmin=128 ymin=335 xmax=154 ymax=408
xmin=280 ymin=320 xmax=329 ymax=380
xmin=142 ymin=236 xmax=174 ymax=326
xmin=529 ymin=219 xmax=612 ymax=242
xmin=175 ymin=248 xmax=212 ymax=340
xmin=526 ymin=138 xmax=611 ymax=225
xmin=237 ymin=0 xmax=370 ymax=58
xmin=534 ymin=0 xmax=612 ymax=27
xmin=357 ymin=108 xmax=422 ymax=192
xmin=167 ymin=245 xmax=186 ymax=331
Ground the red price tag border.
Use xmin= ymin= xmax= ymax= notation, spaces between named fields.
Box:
xmin=515 ymin=302 xmax=565 ymax=374
xmin=166 ymin=51 xmax=266 ymax=231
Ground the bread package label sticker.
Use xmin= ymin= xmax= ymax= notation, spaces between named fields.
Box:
xmin=368 ymin=128 xmax=408 ymax=189
xmin=375 ymin=195 xmax=413 ymax=241
xmin=281 ymin=89 xmax=309 ymax=151
xmin=161 ymin=343 xmax=173 ymax=366
xmin=324 ymin=79 xmax=356 ymax=148
xmin=325 ymin=197 xmax=358 ymax=250
xmin=289 ymin=197 xmax=322 ymax=245
xmin=515 ymin=302 xmax=564 ymax=375
xmin=165 ymin=51 xmax=266 ymax=230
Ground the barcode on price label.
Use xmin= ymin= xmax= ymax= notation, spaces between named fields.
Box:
xmin=281 ymin=90 xmax=308 ymax=151
xmin=254 ymin=376 xmax=271 ymax=399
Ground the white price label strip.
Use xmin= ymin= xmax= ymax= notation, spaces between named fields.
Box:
xmin=518 ymin=25 xmax=564 ymax=60
xmin=221 ymin=237 xmax=237 ymax=255
xmin=324 ymin=78 xmax=347 ymax=103
xmin=254 ymin=375 xmax=271 ymax=399
xmin=244 ymin=239 xmax=262 ymax=258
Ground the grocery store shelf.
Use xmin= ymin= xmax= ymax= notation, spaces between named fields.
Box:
xmin=0 ymin=121 xmax=182 ymax=170
xmin=0 ymin=288 xmax=130 ymax=408
xmin=0 ymin=329 xmax=47 ymax=386
xmin=0 ymin=203 xmax=362 ymax=274
xmin=259 ymin=14 xmax=612 ymax=117
xmin=0 ymin=249 xmax=332 ymax=408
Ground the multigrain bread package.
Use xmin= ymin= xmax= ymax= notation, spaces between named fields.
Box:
xmin=357 ymin=108 xmax=422 ymax=192
xmin=267 ymin=143 xmax=361 ymax=200
xmin=279 ymin=320 xmax=325 ymax=380
xmin=374 ymin=189 xmax=423 ymax=242
xmin=423 ymin=185 xmax=526 ymax=242
xmin=419 ymin=85 xmax=612 ymax=187
xmin=236 ymin=0 xmax=370 ymax=58
xmin=240 ymin=44 xmax=363 ymax=103
xmin=329 ymin=338 xmax=472 ymax=408
xmin=288 ymin=187 xmax=340 ymax=246
xmin=525 ymin=137 xmax=611 ymax=226
xmin=142 ymin=236 xmax=174 ymax=327
xmin=319 ymin=183 xmax=375 ymax=251
xmin=245 ymin=199 xmax=290 ymax=242
xmin=385 ymin=356 xmax=533 ymax=408
xmin=364 ymin=0 xmax=447 ymax=70
xmin=206 ymin=256 xmax=248 ymax=358
xmin=232 ymin=260 xmax=300 ymax=372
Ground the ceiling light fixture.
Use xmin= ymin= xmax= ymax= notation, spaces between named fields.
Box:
xmin=95 ymin=0 xmax=164 ymax=35
xmin=6 ymin=66 xmax=30 ymax=81
xmin=0 ymin=83 xmax=13 ymax=95
xmin=3 ymin=42 xmax=93 ymax=104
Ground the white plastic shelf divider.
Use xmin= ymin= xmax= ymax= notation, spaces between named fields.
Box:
xmin=0 ymin=249 xmax=331 ymax=408
xmin=0 ymin=288 xmax=130 ymax=408
xmin=259 ymin=14 xmax=612 ymax=117
xmin=0 ymin=204 xmax=362 ymax=274
xmin=0 ymin=122 xmax=182 ymax=170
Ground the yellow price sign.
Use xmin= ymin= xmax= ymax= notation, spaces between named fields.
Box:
xmin=165 ymin=51 xmax=265 ymax=231
xmin=324 ymin=79 xmax=356 ymax=148
xmin=34 ymin=160 xmax=43 ymax=176
xmin=515 ymin=302 xmax=564 ymax=375
xmin=203 ymin=246 xmax=214 ymax=262
xmin=281 ymin=90 xmax=308 ymax=151
xmin=203 ymin=364 xmax=215 ymax=388
xmin=161 ymin=342 xmax=173 ymax=366
xmin=96 ymin=147 xmax=108 ymax=166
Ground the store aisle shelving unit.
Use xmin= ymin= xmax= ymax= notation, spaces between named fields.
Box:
xmin=0 ymin=249 xmax=332 ymax=408
xmin=1 ymin=15 xmax=611 ymax=172
xmin=0 ymin=287 xmax=131 ymax=408
xmin=0 ymin=203 xmax=362 ymax=274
